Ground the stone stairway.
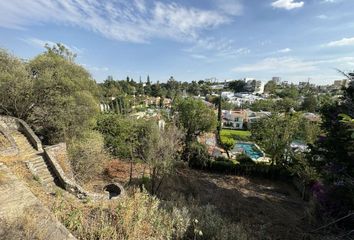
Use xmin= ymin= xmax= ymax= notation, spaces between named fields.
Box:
xmin=0 ymin=162 xmax=76 ymax=239
xmin=10 ymin=130 xmax=39 ymax=160
xmin=26 ymin=156 xmax=58 ymax=188
xmin=0 ymin=126 xmax=58 ymax=188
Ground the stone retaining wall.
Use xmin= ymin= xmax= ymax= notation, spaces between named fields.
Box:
xmin=0 ymin=116 xmax=42 ymax=152
xmin=44 ymin=144 xmax=124 ymax=201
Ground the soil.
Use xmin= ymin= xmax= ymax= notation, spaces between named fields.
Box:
xmin=159 ymin=167 xmax=323 ymax=240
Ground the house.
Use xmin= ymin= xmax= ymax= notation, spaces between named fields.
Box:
xmin=222 ymin=110 xmax=247 ymax=129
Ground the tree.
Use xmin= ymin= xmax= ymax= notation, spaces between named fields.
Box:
xmin=175 ymin=98 xmax=217 ymax=142
xmin=28 ymin=44 xmax=99 ymax=143
xmin=135 ymin=122 xmax=184 ymax=194
xmin=251 ymin=113 xmax=301 ymax=165
xmin=276 ymin=97 xmax=299 ymax=112
xmin=228 ymin=80 xmax=246 ymax=93
xmin=0 ymin=46 xmax=99 ymax=144
xmin=310 ymin=77 xmax=354 ymax=181
xmin=301 ymin=94 xmax=318 ymax=112
xmin=264 ymin=80 xmax=277 ymax=94
xmin=0 ymin=49 xmax=35 ymax=119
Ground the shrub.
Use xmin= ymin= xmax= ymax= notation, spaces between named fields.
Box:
xmin=186 ymin=142 xmax=211 ymax=169
xmin=68 ymin=130 xmax=109 ymax=183
xmin=52 ymin=188 xmax=190 ymax=239
xmin=210 ymin=160 xmax=237 ymax=172
xmin=237 ymin=153 xmax=254 ymax=165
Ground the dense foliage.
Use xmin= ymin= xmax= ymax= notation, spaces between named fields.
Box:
xmin=0 ymin=46 xmax=100 ymax=144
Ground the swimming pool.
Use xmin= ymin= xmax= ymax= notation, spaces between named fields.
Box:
xmin=233 ymin=142 xmax=264 ymax=160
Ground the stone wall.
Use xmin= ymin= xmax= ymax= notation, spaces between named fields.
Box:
xmin=0 ymin=125 xmax=18 ymax=157
xmin=0 ymin=116 xmax=42 ymax=152
xmin=44 ymin=144 xmax=124 ymax=201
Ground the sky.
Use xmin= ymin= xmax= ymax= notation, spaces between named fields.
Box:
xmin=0 ymin=0 xmax=354 ymax=85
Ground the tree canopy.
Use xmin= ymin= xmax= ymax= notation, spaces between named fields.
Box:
xmin=174 ymin=98 xmax=217 ymax=142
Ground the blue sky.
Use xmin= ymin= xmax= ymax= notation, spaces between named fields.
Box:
xmin=0 ymin=0 xmax=354 ymax=84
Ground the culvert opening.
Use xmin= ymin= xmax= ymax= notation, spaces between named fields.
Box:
xmin=104 ymin=183 xmax=122 ymax=199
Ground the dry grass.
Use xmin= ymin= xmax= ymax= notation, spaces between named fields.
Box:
xmin=0 ymin=208 xmax=48 ymax=240
xmin=51 ymin=188 xmax=190 ymax=240
xmin=0 ymin=133 xmax=11 ymax=149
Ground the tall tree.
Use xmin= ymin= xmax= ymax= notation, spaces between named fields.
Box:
xmin=228 ymin=80 xmax=246 ymax=93
xmin=251 ymin=113 xmax=301 ymax=165
xmin=175 ymin=98 xmax=217 ymax=142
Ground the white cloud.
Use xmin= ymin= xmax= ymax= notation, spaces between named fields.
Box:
xmin=317 ymin=14 xmax=329 ymax=19
xmin=232 ymin=57 xmax=316 ymax=72
xmin=185 ymin=37 xmax=250 ymax=61
xmin=271 ymin=0 xmax=304 ymax=10
xmin=190 ymin=54 xmax=208 ymax=60
xmin=232 ymin=56 xmax=354 ymax=73
xmin=326 ymin=37 xmax=354 ymax=47
xmin=278 ymin=48 xmax=292 ymax=53
xmin=20 ymin=37 xmax=83 ymax=54
xmin=214 ymin=0 xmax=243 ymax=16
xmin=0 ymin=1 xmax=229 ymax=43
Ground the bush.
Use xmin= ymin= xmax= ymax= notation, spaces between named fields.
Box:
xmin=210 ymin=160 xmax=237 ymax=172
xmin=237 ymin=153 xmax=254 ymax=165
xmin=186 ymin=142 xmax=211 ymax=169
xmin=52 ymin=189 xmax=190 ymax=239
xmin=68 ymin=131 xmax=108 ymax=183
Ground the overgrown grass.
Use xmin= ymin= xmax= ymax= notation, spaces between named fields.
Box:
xmin=50 ymin=187 xmax=249 ymax=240
xmin=52 ymin=188 xmax=190 ymax=240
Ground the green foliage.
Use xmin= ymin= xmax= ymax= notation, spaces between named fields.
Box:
xmin=228 ymin=80 xmax=247 ymax=93
xmin=237 ymin=153 xmax=254 ymax=165
xmin=251 ymin=113 xmax=301 ymax=165
xmin=96 ymin=114 xmax=137 ymax=159
xmin=276 ymin=85 xmax=299 ymax=99
xmin=276 ymin=97 xmax=299 ymax=112
xmin=68 ymin=131 xmax=108 ymax=183
xmin=186 ymin=142 xmax=211 ymax=169
xmin=0 ymin=49 xmax=35 ymax=119
xmin=264 ymin=80 xmax=277 ymax=94
xmin=296 ymin=118 xmax=321 ymax=144
xmin=248 ymin=99 xmax=276 ymax=112
xmin=135 ymin=121 xmax=184 ymax=193
xmin=222 ymin=138 xmax=235 ymax=151
xmin=0 ymin=46 xmax=100 ymax=144
xmin=301 ymin=94 xmax=318 ymax=112
xmin=287 ymin=153 xmax=319 ymax=184
xmin=210 ymin=160 xmax=238 ymax=172
xmin=175 ymin=98 xmax=217 ymax=142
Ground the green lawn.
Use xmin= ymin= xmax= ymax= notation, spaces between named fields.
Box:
xmin=221 ymin=129 xmax=251 ymax=138
xmin=220 ymin=129 xmax=251 ymax=144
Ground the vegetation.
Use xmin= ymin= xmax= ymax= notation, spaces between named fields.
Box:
xmin=251 ymin=113 xmax=300 ymax=165
xmin=174 ymin=97 xmax=217 ymax=142
xmin=220 ymin=129 xmax=251 ymax=142
xmin=0 ymin=46 xmax=99 ymax=144
xmin=1 ymin=45 xmax=352 ymax=239
xmin=68 ymin=131 xmax=108 ymax=183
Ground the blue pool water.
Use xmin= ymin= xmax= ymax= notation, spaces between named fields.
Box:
xmin=234 ymin=143 xmax=264 ymax=160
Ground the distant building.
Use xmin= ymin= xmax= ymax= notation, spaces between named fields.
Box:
xmin=333 ymin=79 xmax=349 ymax=89
xmin=272 ymin=77 xmax=281 ymax=84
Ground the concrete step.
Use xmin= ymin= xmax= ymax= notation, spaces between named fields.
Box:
xmin=33 ymin=164 xmax=49 ymax=172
